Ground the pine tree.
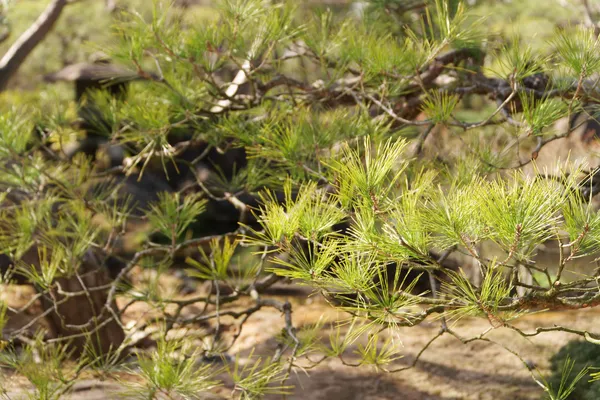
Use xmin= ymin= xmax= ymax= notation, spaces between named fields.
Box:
xmin=2 ymin=0 xmax=600 ymax=398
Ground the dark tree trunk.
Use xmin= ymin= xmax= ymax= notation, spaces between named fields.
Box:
xmin=23 ymin=248 xmax=125 ymax=356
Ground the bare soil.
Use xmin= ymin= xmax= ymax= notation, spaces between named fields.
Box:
xmin=3 ymin=279 xmax=599 ymax=400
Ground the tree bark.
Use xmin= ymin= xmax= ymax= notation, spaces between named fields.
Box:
xmin=21 ymin=247 xmax=125 ymax=356
xmin=0 ymin=0 xmax=68 ymax=91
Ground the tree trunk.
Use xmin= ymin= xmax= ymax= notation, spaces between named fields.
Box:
xmin=0 ymin=0 xmax=68 ymax=91
xmin=22 ymin=247 xmax=125 ymax=356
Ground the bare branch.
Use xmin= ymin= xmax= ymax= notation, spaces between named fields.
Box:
xmin=0 ymin=0 xmax=69 ymax=91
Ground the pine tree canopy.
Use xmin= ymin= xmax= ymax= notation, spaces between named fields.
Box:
xmin=3 ymin=0 xmax=600 ymax=398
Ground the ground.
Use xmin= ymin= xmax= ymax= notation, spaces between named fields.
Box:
xmin=2 ymin=278 xmax=599 ymax=400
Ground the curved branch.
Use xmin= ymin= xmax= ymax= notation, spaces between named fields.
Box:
xmin=0 ymin=0 xmax=68 ymax=91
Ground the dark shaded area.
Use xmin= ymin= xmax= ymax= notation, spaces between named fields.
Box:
xmin=397 ymin=357 xmax=538 ymax=389
xmin=283 ymin=368 xmax=453 ymax=400
xmin=548 ymin=340 xmax=600 ymax=400
xmin=569 ymin=110 xmax=600 ymax=145
xmin=0 ymin=250 xmax=127 ymax=285
xmin=44 ymin=60 xmax=142 ymax=160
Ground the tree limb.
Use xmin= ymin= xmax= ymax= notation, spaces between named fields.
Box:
xmin=0 ymin=0 xmax=68 ymax=91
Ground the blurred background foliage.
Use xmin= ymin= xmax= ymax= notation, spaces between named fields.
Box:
xmin=0 ymin=0 xmax=585 ymax=91
xmin=0 ymin=0 xmax=587 ymax=136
